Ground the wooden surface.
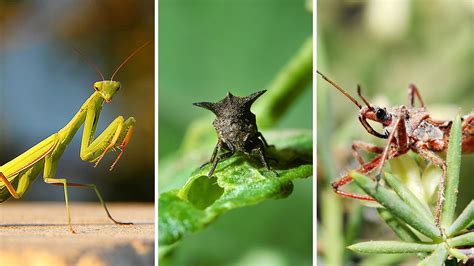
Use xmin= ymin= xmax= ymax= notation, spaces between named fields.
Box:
xmin=0 ymin=202 xmax=154 ymax=266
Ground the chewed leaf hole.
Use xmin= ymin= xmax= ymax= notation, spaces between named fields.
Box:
xmin=185 ymin=176 xmax=224 ymax=210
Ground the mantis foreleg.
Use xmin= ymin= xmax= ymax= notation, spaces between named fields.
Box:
xmin=79 ymin=100 xmax=136 ymax=169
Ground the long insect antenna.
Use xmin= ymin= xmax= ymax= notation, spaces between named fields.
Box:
xmin=357 ymin=85 xmax=373 ymax=109
xmin=316 ymin=70 xmax=362 ymax=109
xmin=73 ymin=46 xmax=105 ymax=81
xmin=110 ymin=41 xmax=151 ymax=81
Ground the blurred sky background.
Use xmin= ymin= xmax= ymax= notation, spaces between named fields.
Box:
xmin=0 ymin=0 xmax=154 ymax=202
xmin=159 ymin=0 xmax=312 ymax=265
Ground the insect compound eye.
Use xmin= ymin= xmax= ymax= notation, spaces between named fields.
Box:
xmin=376 ymin=108 xmax=387 ymax=120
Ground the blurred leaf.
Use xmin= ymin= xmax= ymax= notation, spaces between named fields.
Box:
xmin=255 ymin=37 xmax=313 ymax=129
xmin=321 ymin=188 xmax=345 ymax=266
xmin=359 ymin=253 xmax=409 ymax=266
xmin=158 ymin=130 xmax=312 ymax=250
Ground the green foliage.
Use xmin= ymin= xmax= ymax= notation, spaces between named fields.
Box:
xmin=159 ymin=130 xmax=312 ymax=250
xmin=350 ymin=115 xmax=474 ymax=265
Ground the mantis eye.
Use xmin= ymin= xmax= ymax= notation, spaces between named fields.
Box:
xmin=376 ymin=108 xmax=387 ymax=120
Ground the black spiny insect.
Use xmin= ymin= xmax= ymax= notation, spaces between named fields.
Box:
xmin=193 ymin=90 xmax=277 ymax=176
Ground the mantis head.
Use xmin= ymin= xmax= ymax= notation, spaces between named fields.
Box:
xmin=74 ymin=41 xmax=150 ymax=104
xmin=94 ymin=81 xmax=121 ymax=103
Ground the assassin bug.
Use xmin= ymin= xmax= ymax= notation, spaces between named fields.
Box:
xmin=0 ymin=42 xmax=150 ymax=233
xmin=317 ymin=70 xmax=473 ymax=225
xmin=193 ymin=90 xmax=277 ymax=177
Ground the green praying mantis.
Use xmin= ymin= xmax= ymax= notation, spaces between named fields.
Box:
xmin=0 ymin=42 xmax=149 ymax=233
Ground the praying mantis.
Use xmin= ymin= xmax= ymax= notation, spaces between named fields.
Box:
xmin=0 ymin=42 xmax=149 ymax=233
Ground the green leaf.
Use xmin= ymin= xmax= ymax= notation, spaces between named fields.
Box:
xmin=377 ymin=208 xmax=426 ymax=259
xmin=348 ymin=241 xmax=438 ymax=254
xmin=384 ymin=172 xmax=434 ymax=222
xmin=351 ymin=172 xmax=441 ymax=240
xmin=377 ymin=208 xmax=421 ymax=242
xmin=446 ymin=200 xmax=474 ymax=236
xmin=158 ymin=131 xmax=312 ymax=247
xmin=418 ymin=244 xmax=449 ymax=266
xmin=447 ymin=232 xmax=474 ymax=247
xmin=448 ymin=248 xmax=468 ymax=263
xmin=441 ymin=114 xmax=462 ymax=228
xmin=389 ymin=155 xmax=426 ymax=204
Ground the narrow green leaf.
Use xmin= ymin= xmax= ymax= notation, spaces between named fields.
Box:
xmin=377 ymin=208 xmax=421 ymax=242
xmin=448 ymin=248 xmax=468 ymax=263
xmin=447 ymin=200 xmax=474 ymax=236
xmin=158 ymin=131 xmax=312 ymax=246
xmin=447 ymin=232 xmax=474 ymax=247
xmin=418 ymin=244 xmax=449 ymax=266
xmin=378 ymin=208 xmax=426 ymax=259
xmin=389 ymin=155 xmax=426 ymax=204
xmin=441 ymin=114 xmax=462 ymax=228
xmin=385 ymin=172 xmax=434 ymax=221
xmin=348 ymin=241 xmax=438 ymax=254
xmin=352 ymin=172 xmax=441 ymax=240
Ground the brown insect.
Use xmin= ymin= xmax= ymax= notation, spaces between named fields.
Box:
xmin=193 ymin=90 xmax=276 ymax=177
xmin=317 ymin=70 xmax=473 ymax=225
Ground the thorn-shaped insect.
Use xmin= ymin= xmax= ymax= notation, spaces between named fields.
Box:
xmin=193 ymin=90 xmax=277 ymax=176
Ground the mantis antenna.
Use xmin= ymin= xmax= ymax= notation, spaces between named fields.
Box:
xmin=73 ymin=46 xmax=105 ymax=81
xmin=110 ymin=41 xmax=151 ymax=81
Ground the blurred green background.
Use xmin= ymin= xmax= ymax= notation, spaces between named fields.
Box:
xmin=317 ymin=1 xmax=473 ymax=265
xmin=159 ymin=0 xmax=312 ymax=265
xmin=0 ymin=1 xmax=154 ymax=202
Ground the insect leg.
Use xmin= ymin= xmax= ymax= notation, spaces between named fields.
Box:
xmin=257 ymin=132 xmax=273 ymax=148
xmin=0 ymin=172 xmax=20 ymax=199
xmin=376 ymin=110 xmax=409 ymax=181
xmin=351 ymin=141 xmax=384 ymax=165
xmin=207 ymin=140 xmax=235 ymax=176
xmin=253 ymin=147 xmax=278 ymax=176
xmin=80 ymin=102 xmax=136 ymax=169
xmin=83 ymin=116 xmax=136 ymax=168
xmin=43 ymin=177 xmax=75 ymax=233
xmin=414 ymin=143 xmax=447 ymax=227
xmin=200 ymin=141 xmax=220 ymax=169
xmin=208 ymin=151 xmax=234 ymax=177
xmin=47 ymin=181 xmax=132 ymax=225
xmin=332 ymin=155 xmax=383 ymax=201
xmin=109 ymin=118 xmax=136 ymax=171
xmin=408 ymin=84 xmax=425 ymax=108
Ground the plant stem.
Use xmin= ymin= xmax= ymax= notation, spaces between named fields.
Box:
xmin=255 ymin=37 xmax=313 ymax=129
